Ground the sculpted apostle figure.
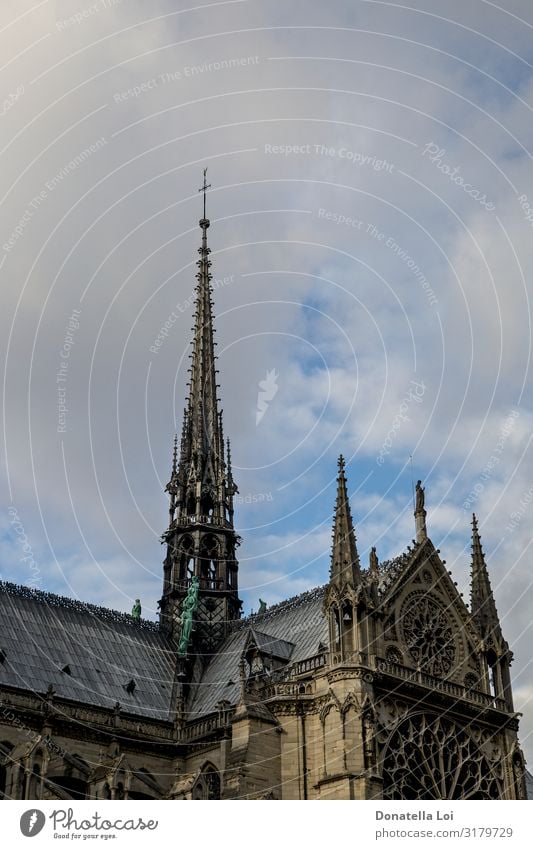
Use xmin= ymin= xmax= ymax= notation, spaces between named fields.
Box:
xmin=415 ymin=480 xmax=425 ymax=511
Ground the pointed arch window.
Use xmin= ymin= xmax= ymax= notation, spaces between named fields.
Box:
xmin=331 ymin=604 xmax=341 ymax=650
xmin=178 ymin=536 xmax=194 ymax=583
xmin=341 ymin=600 xmax=355 ymax=653
xmin=200 ymin=536 xmax=218 ymax=590
xmin=486 ymin=648 xmax=498 ymax=699
xmin=28 ymin=763 xmax=41 ymax=801
xmin=201 ymin=490 xmax=215 ymax=519
xmin=186 ymin=492 xmax=196 ymax=517
xmin=191 ymin=764 xmax=220 ymax=799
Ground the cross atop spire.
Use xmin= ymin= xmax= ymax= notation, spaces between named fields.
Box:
xmin=330 ymin=455 xmax=360 ymax=587
xmin=198 ymin=167 xmax=211 ymax=226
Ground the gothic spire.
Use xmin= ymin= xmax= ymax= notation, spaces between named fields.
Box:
xmin=167 ymin=171 xmax=236 ymax=530
xmin=186 ymin=171 xmax=220 ymax=468
xmin=470 ymin=514 xmax=504 ymax=644
xmin=330 ymin=455 xmax=360 ymax=587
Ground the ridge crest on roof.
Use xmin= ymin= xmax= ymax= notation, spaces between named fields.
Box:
xmin=0 ymin=581 xmax=159 ymax=632
xmin=232 ymin=584 xmax=326 ymax=631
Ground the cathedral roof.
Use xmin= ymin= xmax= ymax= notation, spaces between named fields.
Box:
xmin=189 ymin=586 xmax=328 ymax=717
xmin=0 ymin=540 xmax=437 ymax=725
xmin=0 ymin=582 xmax=175 ymax=721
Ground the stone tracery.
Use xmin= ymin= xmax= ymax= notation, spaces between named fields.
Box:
xmin=401 ymin=593 xmax=456 ymax=676
xmin=382 ymin=713 xmax=503 ymax=800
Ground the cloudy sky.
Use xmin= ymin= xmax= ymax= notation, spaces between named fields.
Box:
xmin=0 ymin=0 xmax=532 ymax=760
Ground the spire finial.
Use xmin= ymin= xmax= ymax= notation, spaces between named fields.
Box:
xmin=198 ymin=167 xmax=211 ymax=226
xmin=338 ymin=454 xmax=346 ymax=473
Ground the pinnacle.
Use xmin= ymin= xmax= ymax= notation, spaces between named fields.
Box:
xmin=172 ymin=433 xmax=178 ymax=470
xmin=469 ymin=514 xmax=504 ymax=644
xmin=330 ymin=457 xmax=360 ymax=586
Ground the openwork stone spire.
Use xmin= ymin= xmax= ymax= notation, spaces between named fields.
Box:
xmin=330 ymin=455 xmax=360 ymax=587
xmin=470 ymin=514 xmax=503 ymax=644
xmin=166 ymin=170 xmax=235 ymax=529
xmin=160 ymin=173 xmax=241 ymax=651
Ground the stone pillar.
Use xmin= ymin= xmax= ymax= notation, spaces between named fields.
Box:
xmin=415 ymin=507 xmax=427 ymax=542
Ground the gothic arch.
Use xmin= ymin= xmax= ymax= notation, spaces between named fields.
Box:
xmin=186 ymin=491 xmax=196 ymax=516
xmin=200 ymin=488 xmax=215 ymax=518
xmin=319 ymin=690 xmax=342 ymax=724
xmin=178 ymin=536 xmax=194 ymax=582
xmin=320 ymin=693 xmax=344 ymax=776
xmin=322 ymin=705 xmax=344 ymax=776
xmin=343 ymin=704 xmax=359 ymax=773
xmin=381 ymin=712 xmax=504 ymax=800
xmin=510 ymin=744 xmax=526 ymax=799
xmin=200 ymin=535 xmax=219 ymax=589
xmin=27 ymin=747 xmax=46 ymax=800
xmin=328 ymin=603 xmax=341 ymax=653
xmin=191 ymin=763 xmax=220 ymax=799
xmin=341 ymin=693 xmax=360 ymax=716
xmin=325 ymin=586 xmax=341 ymax=605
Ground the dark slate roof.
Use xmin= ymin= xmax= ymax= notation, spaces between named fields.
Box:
xmin=0 ymin=582 xmax=176 ymax=721
xmin=247 ymin=629 xmax=295 ymax=661
xmin=189 ymin=586 xmax=327 ymax=717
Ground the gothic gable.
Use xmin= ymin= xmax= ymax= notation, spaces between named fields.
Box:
xmin=378 ymin=540 xmax=481 ymax=687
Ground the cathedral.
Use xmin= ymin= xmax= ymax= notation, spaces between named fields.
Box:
xmin=0 ymin=184 xmax=528 ymax=801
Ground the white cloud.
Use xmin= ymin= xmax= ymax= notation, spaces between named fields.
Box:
xmin=1 ymin=0 xmax=532 ymax=762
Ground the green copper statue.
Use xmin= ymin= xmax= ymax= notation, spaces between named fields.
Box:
xmin=131 ymin=599 xmax=141 ymax=621
xmin=178 ymin=576 xmax=200 ymax=656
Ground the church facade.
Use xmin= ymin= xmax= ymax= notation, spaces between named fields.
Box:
xmin=0 ymin=190 xmax=527 ymax=800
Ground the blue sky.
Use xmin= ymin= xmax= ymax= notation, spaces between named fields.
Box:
xmin=1 ymin=0 xmax=533 ymax=760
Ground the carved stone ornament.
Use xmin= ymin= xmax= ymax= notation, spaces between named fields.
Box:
xmin=382 ymin=713 xmax=504 ymax=799
xmin=401 ymin=592 xmax=456 ymax=676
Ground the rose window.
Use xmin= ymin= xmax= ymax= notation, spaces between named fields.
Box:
xmin=382 ymin=714 xmax=503 ymax=799
xmin=401 ymin=594 xmax=455 ymax=676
